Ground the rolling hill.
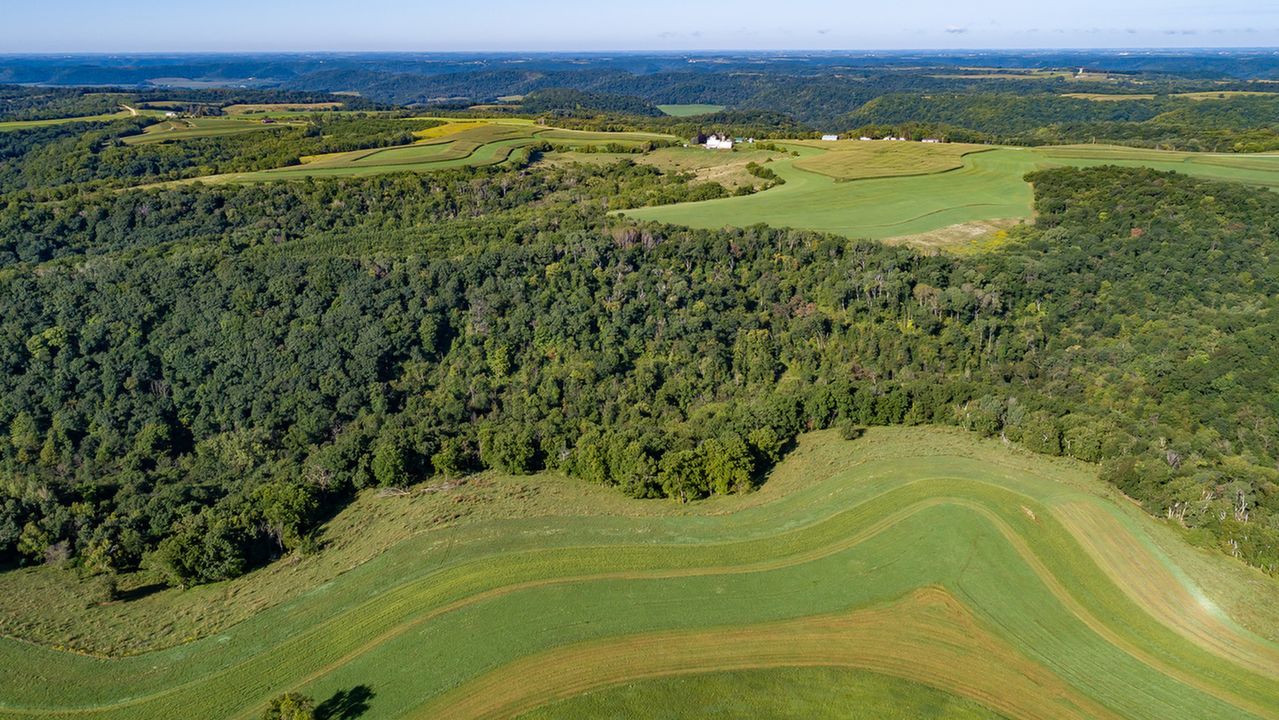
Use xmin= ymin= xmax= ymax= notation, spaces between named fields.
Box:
xmin=0 ymin=427 xmax=1275 ymax=719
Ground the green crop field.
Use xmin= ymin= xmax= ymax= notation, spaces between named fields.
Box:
xmin=1176 ymin=91 xmax=1279 ymax=101
xmin=123 ymin=116 xmax=296 ymax=145
xmin=0 ymin=110 xmax=137 ymax=132
xmin=541 ymin=145 xmax=791 ymax=190
xmin=623 ymin=143 xmax=1279 ymax=241
xmin=521 ymin=667 xmax=1004 ymax=719
xmin=187 ymin=122 xmax=675 ymax=183
xmin=788 ymin=139 xmax=989 ymax=180
xmin=0 ymin=427 xmax=1276 ymax=719
xmin=222 ymin=102 xmax=345 ymax=114
xmin=1062 ymin=93 xmax=1158 ymax=101
xmin=657 ymin=104 xmax=727 ymax=116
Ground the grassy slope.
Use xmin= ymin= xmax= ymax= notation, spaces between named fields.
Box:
xmin=657 ymin=104 xmax=726 ymax=117
xmin=788 ymin=140 xmax=987 ymax=180
xmin=0 ymin=428 xmax=1276 ymax=719
xmin=0 ymin=111 xmax=138 ymax=132
xmin=187 ymin=122 xmax=675 ymax=183
xmin=518 ymin=667 xmax=1004 ymax=719
xmin=122 ymin=116 xmax=294 ymax=145
xmin=622 ymin=144 xmax=1279 ymax=240
xmin=1064 ymin=92 xmax=1279 ymax=101
xmin=222 ymin=103 xmax=344 ymax=114
xmin=542 ymin=146 xmax=790 ymax=189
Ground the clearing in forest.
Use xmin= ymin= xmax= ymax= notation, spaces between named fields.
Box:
xmin=622 ymin=142 xmax=1279 ymax=243
xmin=222 ymin=102 xmax=345 ymax=114
xmin=786 ymin=139 xmax=988 ymax=180
xmin=657 ymin=104 xmax=727 ymax=117
xmin=122 ymin=116 xmax=296 ymax=144
xmin=0 ymin=110 xmax=140 ymax=132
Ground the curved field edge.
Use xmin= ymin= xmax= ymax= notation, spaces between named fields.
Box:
xmin=787 ymin=141 xmax=995 ymax=182
xmin=198 ymin=124 xmax=676 ymax=183
xmin=415 ymin=588 xmax=1117 ymax=720
xmin=515 ymin=666 xmax=1004 ymax=720
xmin=620 ymin=144 xmax=1279 ymax=240
xmin=0 ymin=430 xmax=1275 ymax=719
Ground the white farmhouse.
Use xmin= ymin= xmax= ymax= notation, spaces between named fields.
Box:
xmin=705 ymin=134 xmax=734 ymax=150
xmin=821 ymin=134 xmax=839 ymax=141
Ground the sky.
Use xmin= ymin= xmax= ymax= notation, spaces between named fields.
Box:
xmin=2 ymin=0 xmax=1277 ymax=53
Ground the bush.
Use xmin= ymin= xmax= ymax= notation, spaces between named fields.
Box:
xmin=262 ymin=692 xmax=315 ymax=720
xmin=840 ymin=423 xmax=866 ymax=441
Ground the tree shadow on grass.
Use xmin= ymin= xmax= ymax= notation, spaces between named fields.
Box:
xmin=115 ymin=582 xmax=167 ymax=602
xmin=316 ymin=685 xmax=375 ymax=720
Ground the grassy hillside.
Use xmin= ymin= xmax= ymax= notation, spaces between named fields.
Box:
xmin=0 ymin=427 xmax=1276 ymax=719
xmin=180 ymin=120 xmax=676 ymax=183
xmin=0 ymin=110 xmax=140 ymax=132
xmin=122 ymin=116 xmax=296 ymax=144
xmin=787 ymin=139 xmax=987 ymax=180
xmin=541 ymin=145 xmax=790 ymax=190
xmin=622 ymin=142 xmax=1279 ymax=240
xmin=520 ymin=668 xmax=1004 ymax=719
xmin=658 ymin=104 xmax=727 ymax=117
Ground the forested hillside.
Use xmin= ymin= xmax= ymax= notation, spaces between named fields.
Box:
xmin=840 ymin=93 xmax=1279 ymax=151
xmin=1 ymin=156 xmax=1277 ymax=587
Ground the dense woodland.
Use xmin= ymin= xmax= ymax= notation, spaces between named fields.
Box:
xmin=839 ymin=93 xmax=1279 ymax=151
xmin=1 ymin=76 xmax=1279 ymax=587
xmin=1 ymin=158 xmax=1278 ymax=585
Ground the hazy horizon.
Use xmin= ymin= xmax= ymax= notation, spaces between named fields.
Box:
xmin=3 ymin=0 xmax=1277 ymax=54
xmin=3 ymin=48 xmax=1279 ymax=56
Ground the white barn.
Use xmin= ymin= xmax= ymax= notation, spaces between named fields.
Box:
xmin=705 ymin=134 xmax=734 ymax=150
xmin=821 ymin=134 xmax=839 ymax=141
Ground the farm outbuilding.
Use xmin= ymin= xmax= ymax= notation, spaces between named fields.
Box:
xmin=705 ymin=134 xmax=734 ymax=150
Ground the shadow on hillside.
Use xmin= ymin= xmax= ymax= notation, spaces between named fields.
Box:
xmin=116 ymin=582 xmax=167 ymax=602
xmin=316 ymin=685 xmax=375 ymax=720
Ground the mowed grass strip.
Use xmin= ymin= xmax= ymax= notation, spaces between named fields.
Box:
xmin=0 ymin=430 xmax=1276 ymax=719
xmin=347 ymin=141 xmax=481 ymax=166
xmin=518 ymin=667 xmax=1003 ymax=720
xmin=416 ymin=588 xmax=1120 ymax=720
xmin=1053 ymin=499 xmax=1279 ymax=677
